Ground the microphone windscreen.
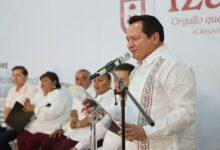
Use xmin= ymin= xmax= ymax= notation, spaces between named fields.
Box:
xmin=119 ymin=52 xmax=131 ymax=63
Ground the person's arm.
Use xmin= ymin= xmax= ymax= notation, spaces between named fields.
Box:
xmin=23 ymin=98 xmax=35 ymax=112
xmin=25 ymin=85 xmax=38 ymax=102
xmin=3 ymin=107 xmax=11 ymax=119
xmin=143 ymin=63 xmax=196 ymax=139
xmin=78 ymin=117 xmax=90 ymax=127
xmin=34 ymin=90 xmax=68 ymax=121
xmin=3 ymin=89 xmax=14 ymax=129
xmin=99 ymin=97 xmax=121 ymax=129
xmin=4 ymin=88 xmax=13 ymax=119
xmin=3 ymin=107 xmax=12 ymax=129
xmin=70 ymin=117 xmax=90 ymax=129
xmin=49 ymin=121 xmax=68 ymax=138
xmin=50 ymin=128 xmax=64 ymax=138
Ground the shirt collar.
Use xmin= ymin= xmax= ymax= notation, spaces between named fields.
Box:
xmin=140 ymin=44 xmax=166 ymax=66
xmin=15 ymin=81 xmax=28 ymax=93
xmin=96 ymin=88 xmax=112 ymax=99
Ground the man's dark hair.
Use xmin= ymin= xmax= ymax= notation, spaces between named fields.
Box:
xmin=115 ymin=63 xmax=135 ymax=75
xmin=77 ymin=69 xmax=91 ymax=77
xmin=103 ymin=72 xmax=111 ymax=80
xmin=12 ymin=66 xmax=28 ymax=76
xmin=40 ymin=71 xmax=61 ymax=89
xmin=128 ymin=15 xmax=164 ymax=42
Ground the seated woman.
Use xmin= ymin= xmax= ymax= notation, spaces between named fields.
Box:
xmin=39 ymin=73 xmax=114 ymax=150
xmin=40 ymin=86 xmax=93 ymax=150
xmin=16 ymin=71 xmax=71 ymax=150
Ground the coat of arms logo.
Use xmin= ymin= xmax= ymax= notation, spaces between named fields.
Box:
xmin=120 ymin=0 xmax=146 ymax=33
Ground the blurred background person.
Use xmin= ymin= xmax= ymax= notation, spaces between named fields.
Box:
xmin=39 ymin=80 xmax=109 ymax=150
xmin=71 ymin=73 xmax=115 ymax=150
xmin=102 ymin=63 xmax=135 ymax=150
xmin=69 ymin=69 xmax=95 ymax=97
xmin=0 ymin=66 xmax=37 ymax=150
xmin=16 ymin=71 xmax=71 ymax=150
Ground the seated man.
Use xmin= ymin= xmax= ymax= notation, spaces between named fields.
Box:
xmin=69 ymin=69 xmax=95 ymax=97
xmin=0 ymin=66 xmax=37 ymax=150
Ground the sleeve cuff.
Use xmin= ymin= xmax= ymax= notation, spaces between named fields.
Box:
xmin=75 ymin=141 xmax=88 ymax=150
xmin=143 ymin=125 xmax=158 ymax=139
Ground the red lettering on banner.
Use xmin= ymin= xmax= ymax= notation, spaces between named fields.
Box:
xmin=169 ymin=0 xmax=179 ymax=12
xmin=182 ymin=0 xmax=203 ymax=11
xmin=206 ymin=0 xmax=220 ymax=8
xmin=169 ymin=0 xmax=220 ymax=12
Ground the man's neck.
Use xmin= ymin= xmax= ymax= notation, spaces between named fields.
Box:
xmin=139 ymin=43 xmax=163 ymax=64
xmin=16 ymin=84 xmax=25 ymax=92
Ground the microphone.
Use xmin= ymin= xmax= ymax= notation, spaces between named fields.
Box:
xmin=90 ymin=52 xmax=131 ymax=80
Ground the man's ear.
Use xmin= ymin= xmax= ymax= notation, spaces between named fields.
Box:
xmin=25 ymin=75 xmax=28 ymax=80
xmin=151 ymin=32 xmax=161 ymax=45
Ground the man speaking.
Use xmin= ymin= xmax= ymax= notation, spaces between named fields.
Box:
xmin=122 ymin=15 xmax=196 ymax=150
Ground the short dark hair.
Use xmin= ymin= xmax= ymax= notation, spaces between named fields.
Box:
xmin=40 ymin=71 xmax=61 ymax=89
xmin=128 ymin=15 xmax=164 ymax=42
xmin=77 ymin=69 xmax=91 ymax=76
xmin=115 ymin=63 xmax=135 ymax=75
xmin=12 ymin=66 xmax=28 ymax=76
xmin=103 ymin=72 xmax=111 ymax=80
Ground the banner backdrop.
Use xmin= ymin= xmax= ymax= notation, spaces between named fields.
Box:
xmin=0 ymin=0 xmax=219 ymax=149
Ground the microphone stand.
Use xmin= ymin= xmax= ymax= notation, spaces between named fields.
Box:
xmin=90 ymin=119 xmax=97 ymax=150
xmin=89 ymin=105 xmax=104 ymax=150
xmin=111 ymin=70 xmax=155 ymax=150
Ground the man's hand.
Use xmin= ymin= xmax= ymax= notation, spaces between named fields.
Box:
xmin=70 ymin=118 xmax=80 ymax=129
xmin=3 ymin=107 xmax=12 ymax=120
xmin=119 ymin=123 xmax=147 ymax=141
xmin=23 ymin=98 xmax=34 ymax=112
xmin=24 ymin=98 xmax=31 ymax=105
xmin=6 ymin=124 xmax=12 ymax=130
xmin=70 ymin=147 xmax=78 ymax=150
xmin=49 ymin=129 xmax=64 ymax=138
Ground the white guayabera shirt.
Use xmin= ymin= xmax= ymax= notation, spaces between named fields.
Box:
xmin=75 ymin=88 xmax=115 ymax=150
xmin=103 ymin=45 xmax=196 ymax=150
xmin=26 ymin=89 xmax=70 ymax=134
xmin=125 ymin=45 xmax=196 ymax=150
xmin=6 ymin=81 xmax=37 ymax=108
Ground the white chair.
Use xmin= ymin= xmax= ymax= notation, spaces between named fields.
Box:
xmin=0 ymin=97 xmax=6 ymax=127
xmin=0 ymin=98 xmax=18 ymax=150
